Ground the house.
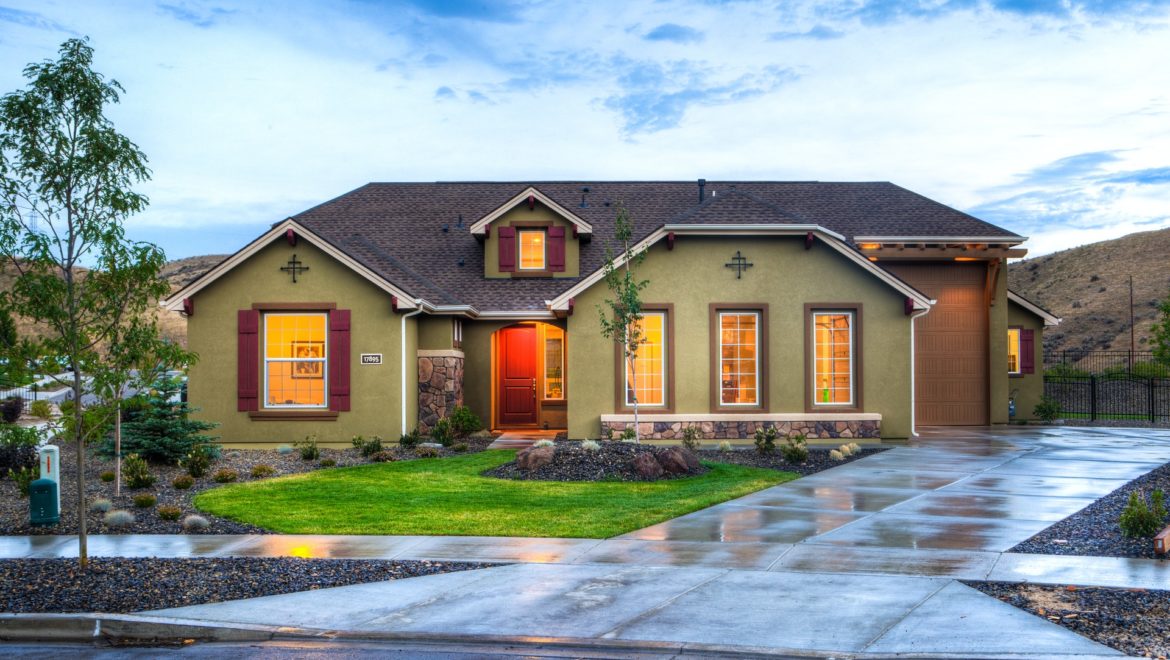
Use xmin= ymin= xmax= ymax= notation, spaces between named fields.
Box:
xmin=163 ymin=181 xmax=1059 ymax=446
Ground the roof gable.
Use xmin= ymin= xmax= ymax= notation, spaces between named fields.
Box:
xmin=1008 ymin=290 xmax=1061 ymax=327
xmin=468 ymin=186 xmax=593 ymax=237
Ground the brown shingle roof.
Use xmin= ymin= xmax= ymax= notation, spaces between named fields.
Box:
xmin=291 ymin=181 xmax=1020 ymax=312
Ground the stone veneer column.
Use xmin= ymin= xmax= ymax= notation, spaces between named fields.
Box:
xmin=417 ymin=349 xmax=464 ymax=434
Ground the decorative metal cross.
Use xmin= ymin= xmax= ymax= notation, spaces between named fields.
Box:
xmin=280 ymin=254 xmax=309 ymax=283
xmin=725 ymin=251 xmax=753 ymax=279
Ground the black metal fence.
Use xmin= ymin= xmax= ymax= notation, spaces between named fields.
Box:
xmin=1044 ymin=350 xmax=1170 ymax=423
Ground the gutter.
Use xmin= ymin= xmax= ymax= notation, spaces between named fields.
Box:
xmin=401 ymin=303 xmax=423 ymax=436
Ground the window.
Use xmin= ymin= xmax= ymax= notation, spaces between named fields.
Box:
xmin=625 ymin=311 xmax=666 ymax=406
xmin=264 ymin=313 xmax=327 ymax=408
xmin=518 ymin=230 xmax=545 ymax=270
xmin=1007 ymin=327 xmax=1021 ymax=374
xmin=544 ymin=326 xmax=565 ymax=399
xmin=719 ymin=311 xmax=760 ymax=406
xmin=453 ymin=318 xmax=463 ymax=349
xmin=812 ymin=311 xmax=854 ymax=407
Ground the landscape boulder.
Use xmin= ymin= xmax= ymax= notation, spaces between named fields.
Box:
xmin=517 ymin=445 xmax=555 ymax=471
xmin=631 ymin=452 xmax=664 ymax=479
xmin=657 ymin=447 xmax=700 ymax=475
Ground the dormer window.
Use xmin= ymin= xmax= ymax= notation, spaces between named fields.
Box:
xmin=519 ymin=230 xmax=546 ymax=270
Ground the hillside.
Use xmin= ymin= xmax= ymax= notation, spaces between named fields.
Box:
xmin=1008 ymin=227 xmax=1170 ymax=356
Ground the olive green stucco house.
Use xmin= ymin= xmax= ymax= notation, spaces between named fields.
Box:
xmin=163 ymin=181 xmax=1059 ymax=446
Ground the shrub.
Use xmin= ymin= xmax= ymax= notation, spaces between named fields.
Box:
xmin=171 ymin=474 xmax=195 ymax=490
xmin=581 ymin=440 xmax=601 ymax=452
xmin=602 ymin=426 xmax=615 ymax=441
xmin=780 ymin=434 xmax=809 ymax=464
xmin=276 ymin=444 xmax=293 ymax=455
xmin=619 ymin=427 xmax=637 ymax=441
xmin=132 ymin=493 xmax=157 ymax=508
xmin=829 ymin=449 xmax=845 ymax=461
xmin=1033 ymin=395 xmax=1061 ymax=424
xmin=319 ymin=458 xmax=336 ymax=468
xmin=533 ymin=439 xmax=555 ymax=449
xmin=352 ymin=434 xmax=383 ymax=458
xmin=103 ymin=510 xmax=136 ymax=528
xmin=157 ymin=505 xmax=182 ymax=521
xmin=1119 ymin=490 xmax=1168 ymax=538
xmin=59 ymin=399 xmax=115 ymax=444
xmin=370 ymin=450 xmax=396 ymax=463
xmin=250 ymin=464 xmax=276 ymax=478
xmin=681 ymin=426 xmax=701 ymax=452
xmin=754 ymin=426 xmax=778 ymax=455
xmin=449 ymin=405 xmax=482 ymax=438
xmin=89 ymin=497 xmax=113 ymax=513
xmin=121 ymin=454 xmax=155 ymax=489
xmin=182 ymin=514 xmax=210 ymax=532
xmin=181 ymin=443 xmax=215 ymax=478
xmin=0 ymin=424 xmax=40 ymax=473
xmin=415 ymin=446 xmax=439 ymax=459
xmin=99 ymin=376 xmax=219 ymax=464
xmin=294 ymin=435 xmax=320 ymax=461
xmin=837 ymin=444 xmax=854 ymax=457
xmin=398 ymin=428 xmax=421 ymax=449
xmin=29 ymin=400 xmax=51 ymax=420
xmin=452 ymin=442 xmax=469 ymax=453
xmin=99 ymin=470 xmax=116 ymax=482
xmin=718 ymin=440 xmax=732 ymax=453
xmin=847 ymin=442 xmax=861 ymax=455
xmin=8 ymin=465 xmax=35 ymax=496
xmin=212 ymin=468 xmax=238 ymax=483
xmin=430 ymin=418 xmax=454 ymax=447
xmin=1 ymin=397 xmax=23 ymax=423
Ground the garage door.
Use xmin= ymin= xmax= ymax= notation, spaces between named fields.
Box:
xmin=885 ymin=262 xmax=988 ymax=426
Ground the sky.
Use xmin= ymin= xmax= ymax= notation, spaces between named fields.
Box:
xmin=0 ymin=0 xmax=1168 ymax=261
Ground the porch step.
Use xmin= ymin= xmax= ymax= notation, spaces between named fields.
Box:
xmin=487 ymin=430 xmax=561 ymax=450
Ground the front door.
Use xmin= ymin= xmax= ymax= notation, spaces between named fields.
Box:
xmin=498 ymin=325 xmax=537 ymax=426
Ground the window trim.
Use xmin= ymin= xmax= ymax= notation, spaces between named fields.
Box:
xmin=803 ymin=303 xmax=864 ymax=413
xmin=542 ymin=324 xmax=566 ymax=401
xmin=262 ymin=311 xmax=329 ymax=410
xmin=709 ymin=303 xmax=769 ymax=412
xmin=613 ymin=303 xmax=675 ymax=413
xmin=517 ymin=228 xmax=547 ymax=271
xmin=1007 ymin=325 xmax=1023 ymax=377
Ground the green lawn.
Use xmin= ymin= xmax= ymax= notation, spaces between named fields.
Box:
xmin=194 ymin=450 xmax=793 ymax=538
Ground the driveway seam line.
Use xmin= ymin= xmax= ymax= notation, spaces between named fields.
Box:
xmin=859 ymin=578 xmax=954 ymax=652
xmin=596 ymin=569 xmax=730 ymax=640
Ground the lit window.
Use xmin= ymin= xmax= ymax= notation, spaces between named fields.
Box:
xmin=625 ymin=312 xmax=665 ymax=406
xmin=719 ymin=312 xmax=759 ymax=405
xmin=264 ymin=313 xmax=327 ymax=408
xmin=1007 ymin=328 xmax=1021 ymax=374
xmin=544 ymin=326 xmax=564 ymax=400
xmin=813 ymin=312 xmax=853 ymax=406
xmin=518 ymin=230 xmax=545 ymax=270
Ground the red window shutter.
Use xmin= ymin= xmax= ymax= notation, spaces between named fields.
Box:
xmin=329 ymin=309 xmax=351 ymax=411
xmin=237 ymin=310 xmax=259 ymax=412
xmin=1021 ymin=329 xmax=1035 ymax=374
xmin=548 ymin=226 xmax=566 ymax=272
xmin=498 ymin=226 xmax=516 ymax=272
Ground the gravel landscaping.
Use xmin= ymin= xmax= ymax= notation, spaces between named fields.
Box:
xmin=0 ymin=437 xmax=492 ymax=536
xmin=0 ymin=557 xmax=495 ymax=614
xmin=485 ymin=441 xmax=707 ymax=481
xmin=696 ymin=444 xmax=888 ymax=476
xmin=968 ymin=581 xmax=1170 ymax=659
xmin=1010 ymin=461 xmax=1170 ymax=559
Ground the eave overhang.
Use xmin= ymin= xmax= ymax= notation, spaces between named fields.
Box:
xmin=1008 ymin=291 xmax=1061 ymax=327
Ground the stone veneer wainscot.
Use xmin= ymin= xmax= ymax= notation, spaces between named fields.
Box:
xmin=600 ymin=413 xmax=881 ymax=441
xmin=418 ymin=349 xmax=464 ymax=433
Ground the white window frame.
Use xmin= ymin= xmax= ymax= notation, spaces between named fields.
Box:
xmin=517 ymin=229 xmax=546 ymax=271
xmin=625 ymin=311 xmax=667 ymax=407
xmin=718 ymin=311 xmax=760 ymax=406
xmin=812 ymin=311 xmax=854 ymax=407
xmin=1007 ymin=327 xmax=1022 ymax=375
xmin=263 ymin=312 xmax=329 ymax=409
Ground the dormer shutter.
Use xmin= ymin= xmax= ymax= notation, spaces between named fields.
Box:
xmin=498 ymin=226 xmax=516 ymax=272
xmin=548 ymin=226 xmax=566 ymax=272
xmin=1020 ymin=329 xmax=1035 ymax=375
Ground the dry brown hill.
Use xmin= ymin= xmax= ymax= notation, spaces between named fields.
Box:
xmin=1008 ymin=227 xmax=1170 ymax=356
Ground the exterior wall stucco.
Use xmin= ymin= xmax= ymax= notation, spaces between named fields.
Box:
xmin=460 ymin=320 xmax=511 ymax=427
xmin=187 ymin=238 xmax=410 ymax=447
xmin=1008 ymin=301 xmax=1046 ymax=422
xmin=483 ymin=205 xmax=580 ymax=278
xmin=565 ymin=236 xmax=914 ymax=440
xmin=418 ymin=316 xmax=453 ymax=350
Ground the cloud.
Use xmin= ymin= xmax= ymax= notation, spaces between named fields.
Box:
xmin=157 ymin=3 xmax=234 ymax=28
xmin=768 ymin=25 xmax=845 ymax=41
xmin=644 ymin=23 xmax=705 ymax=43
xmin=1016 ymin=151 xmax=1121 ymax=186
xmin=0 ymin=6 xmax=72 ymax=32
xmin=391 ymin=0 xmax=525 ymax=23
xmin=434 ymin=85 xmax=456 ymax=100
xmin=1101 ymin=167 xmax=1170 ymax=185
xmin=812 ymin=0 xmax=1170 ymax=26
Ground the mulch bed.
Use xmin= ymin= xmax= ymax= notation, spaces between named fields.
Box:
xmin=1010 ymin=461 xmax=1170 ymax=559
xmin=697 ymin=445 xmax=888 ymax=476
xmin=484 ymin=441 xmax=707 ymax=481
xmin=0 ymin=557 xmax=496 ymax=614
xmin=967 ymin=581 xmax=1170 ymax=659
xmin=0 ymin=437 xmax=493 ymax=536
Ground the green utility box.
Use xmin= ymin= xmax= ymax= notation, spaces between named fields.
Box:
xmin=29 ymin=478 xmax=59 ymax=527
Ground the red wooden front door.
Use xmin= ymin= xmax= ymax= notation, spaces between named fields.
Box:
xmin=498 ymin=326 xmax=537 ymax=426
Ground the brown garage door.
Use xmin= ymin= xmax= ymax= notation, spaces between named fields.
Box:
xmin=885 ymin=262 xmax=988 ymax=426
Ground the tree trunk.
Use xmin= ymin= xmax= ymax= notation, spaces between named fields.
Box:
xmin=72 ymin=369 xmax=87 ymax=569
xmin=629 ymin=350 xmax=640 ymax=443
xmin=114 ymin=402 xmax=121 ymax=497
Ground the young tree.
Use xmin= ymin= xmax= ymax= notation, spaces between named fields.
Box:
xmin=1152 ymin=289 xmax=1170 ymax=367
xmin=0 ymin=38 xmax=168 ymax=568
xmin=597 ymin=202 xmax=649 ymax=441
